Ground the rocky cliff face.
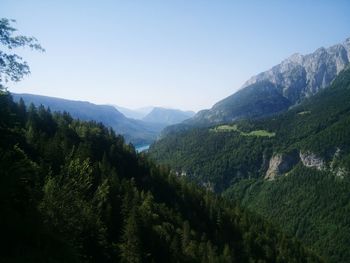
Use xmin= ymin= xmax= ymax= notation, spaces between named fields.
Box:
xmin=265 ymin=150 xmax=327 ymax=180
xmin=265 ymin=151 xmax=299 ymax=180
xmin=344 ymin=38 xmax=350 ymax=61
xmin=243 ymin=38 xmax=350 ymax=104
xmin=299 ymin=152 xmax=325 ymax=170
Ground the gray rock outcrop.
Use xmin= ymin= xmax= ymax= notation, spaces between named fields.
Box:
xmin=265 ymin=150 xmax=328 ymax=180
xmin=243 ymin=38 xmax=350 ymax=104
xmin=299 ymin=152 xmax=325 ymax=170
xmin=265 ymin=151 xmax=299 ymax=180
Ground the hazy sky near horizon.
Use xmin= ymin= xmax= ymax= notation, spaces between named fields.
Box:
xmin=2 ymin=0 xmax=350 ymax=111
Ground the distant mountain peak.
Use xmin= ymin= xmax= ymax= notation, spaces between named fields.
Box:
xmin=243 ymin=37 xmax=350 ymax=97
xmin=166 ymin=37 xmax=350 ymax=130
xmin=142 ymin=107 xmax=195 ymax=125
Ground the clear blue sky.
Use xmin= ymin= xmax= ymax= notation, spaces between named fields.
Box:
xmin=2 ymin=0 xmax=350 ymax=111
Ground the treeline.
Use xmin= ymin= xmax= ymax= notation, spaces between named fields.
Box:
xmin=0 ymin=92 xmax=322 ymax=262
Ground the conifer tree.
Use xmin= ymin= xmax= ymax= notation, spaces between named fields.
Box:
xmin=119 ymin=208 xmax=142 ymax=263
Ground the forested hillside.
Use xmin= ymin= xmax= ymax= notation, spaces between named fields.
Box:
xmin=149 ymin=67 xmax=350 ymax=262
xmin=0 ymin=92 xmax=322 ymax=262
xmin=225 ymin=166 xmax=350 ymax=263
xmin=12 ymin=93 xmax=164 ymax=145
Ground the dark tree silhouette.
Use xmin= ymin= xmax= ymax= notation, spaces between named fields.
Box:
xmin=0 ymin=18 xmax=44 ymax=90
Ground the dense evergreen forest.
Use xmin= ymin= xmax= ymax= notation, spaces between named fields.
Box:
xmin=225 ymin=166 xmax=350 ymax=263
xmin=149 ymin=67 xmax=350 ymax=262
xmin=0 ymin=92 xmax=323 ymax=262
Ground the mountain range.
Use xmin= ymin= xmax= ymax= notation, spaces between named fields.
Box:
xmin=150 ymin=63 xmax=350 ymax=263
xmin=11 ymin=93 xmax=194 ymax=145
xmin=113 ymin=105 xmax=154 ymax=120
xmin=114 ymin=105 xmax=195 ymax=125
xmin=164 ymin=37 xmax=350 ymax=133
xmin=142 ymin=107 xmax=195 ymax=125
xmin=149 ymin=38 xmax=350 ymax=262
